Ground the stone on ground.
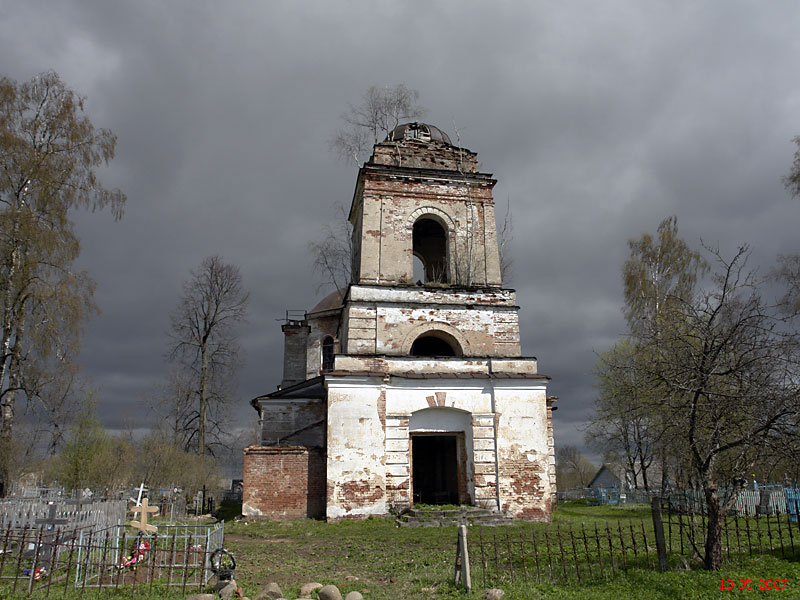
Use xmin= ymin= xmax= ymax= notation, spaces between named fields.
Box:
xmin=484 ymin=589 xmax=505 ymax=600
xmin=186 ymin=594 xmax=215 ymax=600
xmin=344 ymin=592 xmax=364 ymax=600
xmin=254 ymin=582 xmax=284 ymax=600
xmin=217 ymin=582 xmax=238 ymax=600
xmin=299 ymin=582 xmax=323 ymax=597
xmin=318 ymin=584 xmax=344 ymax=600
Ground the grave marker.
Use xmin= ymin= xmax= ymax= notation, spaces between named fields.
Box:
xmin=130 ymin=497 xmax=159 ymax=534
xmin=34 ymin=503 xmax=68 ymax=572
xmin=35 ymin=503 xmax=68 ymax=532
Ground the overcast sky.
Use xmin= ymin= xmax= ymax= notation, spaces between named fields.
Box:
xmin=2 ymin=1 xmax=799 ymax=464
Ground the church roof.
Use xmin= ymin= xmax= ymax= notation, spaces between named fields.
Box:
xmin=309 ymin=289 xmax=344 ymax=315
xmin=386 ymin=122 xmax=452 ymax=145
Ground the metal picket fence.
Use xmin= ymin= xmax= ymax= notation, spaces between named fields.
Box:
xmin=458 ymin=494 xmax=800 ymax=592
xmin=0 ymin=521 xmax=223 ymax=596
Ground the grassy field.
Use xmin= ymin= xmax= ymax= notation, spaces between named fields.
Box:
xmin=2 ymin=504 xmax=799 ymax=599
xmin=220 ymin=504 xmax=800 ymax=599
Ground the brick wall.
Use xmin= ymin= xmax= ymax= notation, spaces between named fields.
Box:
xmin=242 ymin=445 xmax=326 ymax=519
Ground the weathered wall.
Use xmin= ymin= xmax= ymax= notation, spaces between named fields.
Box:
xmin=351 ymin=134 xmax=502 ymax=291
xmin=546 ymin=397 xmax=557 ymax=508
xmin=242 ymin=445 xmax=326 ymax=519
xmin=305 ymin=313 xmax=341 ymax=380
xmin=281 ymin=322 xmax=309 ymax=388
xmin=353 ymin=174 xmax=501 ymax=288
xmin=494 ymin=383 xmax=552 ymax=520
xmin=325 ymin=379 xmax=387 ymax=521
xmin=341 ymin=286 xmax=520 ymax=357
xmin=371 ymin=139 xmax=479 ymax=173
xmin=324 ymin=371 xmax=553 ymax=521
xmin=259 ymin=398 xmax=325 ymax=447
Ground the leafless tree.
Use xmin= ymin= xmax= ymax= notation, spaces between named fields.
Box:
xmin=586 ymin=339 xmax=658 ymax=492
xmin=168 ymin=256 xmax=249 ymax=456
xmin=784 ymin=135 xmax=800 ymax=199
xmin=555 ymin=445 xmax=597 ymax=489
xmin=330 ymin=84 xmax=426 ymax=167
xmin=498 ymin=197 xmax=514 ymax=284
xmin=152 ymin=367 xmax=198 ymax=451
xmin=308 ymin=202 xmax=354 ymax=294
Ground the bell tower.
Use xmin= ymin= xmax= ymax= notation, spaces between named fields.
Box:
xmin=247 ymin=122 xmax=557 ymax=523
xmin=349 ymin=122 xmax=503 ymax=288
xmin=339 ymin=122 xmax=521 ymax=359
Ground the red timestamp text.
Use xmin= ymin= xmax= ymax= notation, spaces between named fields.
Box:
xmin=720 ymin=580 xmax=788 ymax=590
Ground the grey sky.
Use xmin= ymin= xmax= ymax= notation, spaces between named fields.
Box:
xmin=1 ymin=1 xmax=799 ymax=462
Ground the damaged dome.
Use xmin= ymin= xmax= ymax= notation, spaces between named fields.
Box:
xmin=386 ymin=122 xmax=452 ymax=145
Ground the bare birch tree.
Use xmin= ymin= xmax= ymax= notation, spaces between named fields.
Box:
xmin=555 ymin=445 xmax=596 ymax=489
xmin=168 ymin=256 xmax=249 ymax=456
xmin=330 ymin=84 xmax=426 ymax=167
xmin=784 ymin=135 xmax=800 ymax=199
xmin=308 ymin=202 xmax=353 ymax=294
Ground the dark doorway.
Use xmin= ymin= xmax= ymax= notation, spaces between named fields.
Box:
xmin=412 ymin=434 xmax=460 ymax=505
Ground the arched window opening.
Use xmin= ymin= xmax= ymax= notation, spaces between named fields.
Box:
xmin=410 ymin=333 xmax=459 ymax=357
xmin=322 ymin=336 xmax=335 ymax=371
xmin=413 ymin=218 xmax=448 ymax=283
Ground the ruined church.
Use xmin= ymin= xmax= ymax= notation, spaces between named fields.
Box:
xmin=243 ymin=122 xmax=556 ymax=521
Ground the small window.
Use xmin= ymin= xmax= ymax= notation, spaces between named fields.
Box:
xmin=322 ymin=336 xmax=335 ymax=371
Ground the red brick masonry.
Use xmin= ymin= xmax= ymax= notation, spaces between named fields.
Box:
xmin=243 ymin=445 xmax=326 ymax=519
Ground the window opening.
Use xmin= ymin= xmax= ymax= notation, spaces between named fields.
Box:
xmin=410 ymin=335 xmax=457 ymax=357
xmin=321 ymin=336 xmax=335 ymax=371
xmin=413 ymin=218 xmax=448 ymax=283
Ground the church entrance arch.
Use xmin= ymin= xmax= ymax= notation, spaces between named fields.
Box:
xmin=409 ymin=407 xmax=473 ymax=506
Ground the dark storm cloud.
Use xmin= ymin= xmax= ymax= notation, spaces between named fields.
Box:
xmin=1 ymin=1 xmax=799 ymax=456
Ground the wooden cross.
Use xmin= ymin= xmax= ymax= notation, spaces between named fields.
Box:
xmin=35 ymin=503 xmax=68 ymax=532
xmin=66 ymin=491 xmax=90 ymax=510
xmin=130 ymin=482 xmax=146 ymax=506
xmin=129 ymin=497 xmax=159 ymax=534
xmin=34 ymin=503 xmax=69 ymax=572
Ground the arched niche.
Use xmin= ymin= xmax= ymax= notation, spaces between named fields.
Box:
xmin=401 ymin=323 xmax=469 ymax=357
xmin=410 ymin=334 xmax=458 ymax=357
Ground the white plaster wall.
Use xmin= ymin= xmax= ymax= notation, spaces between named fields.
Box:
xmin=376 ymin=305 xmax=520 ymax=356
xmin=325 ymin=379 xmax=387 ymax=520
xmin=333 ymin=355 xmax=540 ymax=376
xmin=349 ymin=285 xmax=515 ymax=307
xmin=493 ymin=382 xmax=552 ymax=519
xmin=324 ymin=374 xmax=553 ymax=520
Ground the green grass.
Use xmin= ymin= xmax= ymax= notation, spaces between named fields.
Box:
xmin=218 ymin=504 xmax=800 ymax=599
xmin=3 ymin=504 xmax=798 ymax=598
